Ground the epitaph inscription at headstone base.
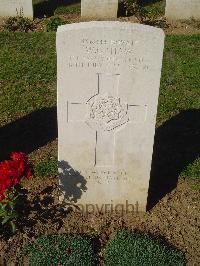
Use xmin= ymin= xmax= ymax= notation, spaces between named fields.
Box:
xmin=57 ymin=22 xmax=164 ymax=212
xmin=165 ymin=0 xmax=200 ymax=21
xmin=81 ymin=0 xmax=118 ymax=19
xmin=0 ymin=0 xmax=33 ymax=19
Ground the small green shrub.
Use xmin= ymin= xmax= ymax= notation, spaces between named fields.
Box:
xmin=16 ymin=16 xmax=32 ymax=32
xmin=105 ymin=230 xmax=186 ymax=266
xmin=34 ymin=156 xmax=58 ymax=177
xmin=122 ymin=0 xmax=147 ymax=22
xmin=3 ymin=16 xmax=32 ymax=32
xmin=22 ymin=234 xmax=96 ymax=266
xmin=45 ymin=16 xmax=64 ymax=32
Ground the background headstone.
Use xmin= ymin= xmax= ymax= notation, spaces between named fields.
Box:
xmin=0 ymin=0 xmax=33 ymax=19
xmin=81 ymin=0 xmax=118 ymax=19
xmin=165 ymin=0 xmax=200 ymax=21
xmin=57 ymin=22 xmax=164 ymax=212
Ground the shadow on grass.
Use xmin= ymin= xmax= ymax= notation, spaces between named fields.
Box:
xmin=0 ymin=107 xmax=57 ymax=161
xmin=34 ymin=0 xmax=80 ymax=18
xmin=147 ymin=109 xmax=200 ymax=210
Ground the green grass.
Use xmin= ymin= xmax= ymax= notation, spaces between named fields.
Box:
xmin=0 ymin=32 xmax=56 ymax=125
xmin=181 ymin=157 xmax=200 ymax=179
xmin=158 ymin=34 xmax=200 ymax=121
xmin=142 ymin=0 xmax=166 ymax=17
xmin=181 ymin=157 xmax=200 ymax=189
xmin=0 ymin=32 xmax=199 ymax=182
xmin=55 ymin=3 xmax=81 ymax=15
xmin=105 ymin=230 xmax=186 ymax=266
xmin=22 ymin=234 xmax=96 ymax=265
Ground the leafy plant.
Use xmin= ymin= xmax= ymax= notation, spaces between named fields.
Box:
xmin=3 ymin=16 xmax=32 ymax=32
xmin=122 ymin=0 xmax=147 ymax=22
xmin=22 ymin=234 xmax=96 ymax=265
xmin=105 ymin=230 xmax=186 ymax=266
xmin=34 ymin=156 xmax=58 ymax=177
xmin=45 ymin=16 xmax=64 ymax=32
xmin=16 ymin=17 xmax=32 ymax=32
xmin=0 ymin=189 xmax=18 ymax=233
xmin=0 ymin=152 xmax=31 ymax=232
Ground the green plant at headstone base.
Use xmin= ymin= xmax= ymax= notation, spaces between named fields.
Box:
xmin=21 ymin=234 xmax=96 ymax=266
xmin=121 ymin=0 xmax=147 ymax=22
xmin=104 ymin=230 xmax=186 ymax=266
xmin=3 ymin=16 xmax=32 ymax=32
xmin=34 ymin=156 xmax=58 ymax=177
xmin=0 ymin=189 xmax=18 ymax=233
xmin=45 ymin=16 xmax=65 ymax=32
xmin=16 ymin=16 xmax=32 ymax=32
xmin=0 ymin=152 xmax=31 ymax=233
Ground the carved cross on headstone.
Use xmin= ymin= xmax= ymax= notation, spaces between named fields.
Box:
xmin=67 ymin=73 xmax=147 ymax=167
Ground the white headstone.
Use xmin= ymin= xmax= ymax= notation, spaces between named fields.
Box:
xmin=166 ymin=0 xmax=200 ymax=21
xmin=57 ymin=22 xmax=164 ymax=213
xmin=81 ymin=0 xmax=118 ymax=19
xmin=0 ymin=0 xmax=33 ymax=19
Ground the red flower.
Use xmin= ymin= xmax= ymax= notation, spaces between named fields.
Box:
xmin=25 ymin=165 xmax=31 ymax=178
xmin=0 ymin=152 xmax=31 ymax=201
xmin=0 ymin=174 xmax=9 ymax=194
xmin=11 ymin=152 xmax=27 ymax=163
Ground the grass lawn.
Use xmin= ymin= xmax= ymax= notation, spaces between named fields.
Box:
xmin=142 ymin=0 xmax=166 ymax=16
xmin=0 ymin=32 xmax=199 ymax=185
xmin=0 ymin=32 xmax=56 ymax=126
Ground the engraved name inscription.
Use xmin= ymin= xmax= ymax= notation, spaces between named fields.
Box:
xmin=66 ymin=38 xmax=150 ymax=71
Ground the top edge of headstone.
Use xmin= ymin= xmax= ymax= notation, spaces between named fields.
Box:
xmin=57 ymin=21 xmax=164 ymax=37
